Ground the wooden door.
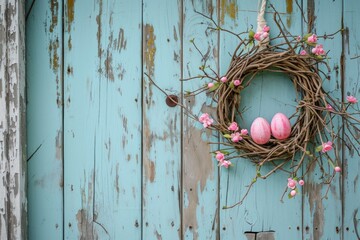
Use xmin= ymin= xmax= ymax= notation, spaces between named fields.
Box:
xmin=26 ymin=0 xmax=360 ymax=239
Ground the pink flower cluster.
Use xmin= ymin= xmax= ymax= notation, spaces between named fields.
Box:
xmin=307 ymin=34 xmax=317 ymax=43
xmin=227 ymin=122 xmax=248 ymax=143
xmin=312 ymin=44 xmax=325 ymax=55
xmin=215 ymin=151 xmax=231 ymax=168
xmin=322 ymin=141 xmax=333 ymax=153
xmin=347 ymin=95 xmax=357 ymax=104
xmin=254 ymin=25 xmax=270 ymax=41
xmin=199 ymin=113 xmax=213 ymax=128
xmin=288 ymin=178 xmax=304 ymax=197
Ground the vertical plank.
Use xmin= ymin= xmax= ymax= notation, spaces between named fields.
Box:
xmin=0 ymin=0 xmax=26 ymax=239
xmin=142 ymin=0 xmax=182 ymax=239
xmin=343 ymin=0 xmax=360 ymax=238
xmin=302 ymin=0 xmax=342 ymax=239
xmin=63 ymin=0 xmax=98 ymax=238
xmin=26 ymin=0 xmax=63 ymax=239
xmin=93 ymin=0 xmax=142 ymax=238
xmin=219 ymin=1 xmax=302 ymax=239
xmin=182 ymin=0 xmax=219 ymax=239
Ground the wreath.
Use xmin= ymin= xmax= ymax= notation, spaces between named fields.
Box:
xmin=146 ymin=1 xmax=359 ymax=208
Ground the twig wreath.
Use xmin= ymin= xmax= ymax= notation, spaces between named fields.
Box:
xmin=146 ymin=0 xmax=359 ymax=208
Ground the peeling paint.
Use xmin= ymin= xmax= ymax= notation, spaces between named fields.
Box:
xmin=67 ymin=0 xmax=75 ymax=32
xmin=76 ymin=209 xmax=96 ymax=240
xmin=144 ymin=24 xmax=156 ymax=76
xmin=48 ymin=37 xmax=60 ymax=71
xmin=183 ymin=125 xmax=214 ymax=239
xmin=220 ymin=0 xmax=238 ymax=24
xmin=49 ymin=0 xmax=59 ymax=33
xmin=305 ymin=182 xmax=324 ymax=239
xmin=286 ymin=0 xmax=293 ymax=28
xmin=117 ymin=28 xmax=126 ymax=51
xmin=96 ymin=0 xmax=103 ymax=59
xmin=55 ymin=130 xmax=62 ymax=160
xmin=144 ymin=159 xmax=156 ymax=183
xmin=104 ymin=49 xmax=114 ymax=81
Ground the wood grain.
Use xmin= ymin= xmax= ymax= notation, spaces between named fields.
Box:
xmin=26 ymin=0 xmax=63 ymax=239
xmin=182 ymin=0 xmax=219 ymax=239
xmin=0 ymin=0 xmax=26 ymax=239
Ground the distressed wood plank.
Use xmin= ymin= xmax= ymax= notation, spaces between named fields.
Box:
xmin=63 ymin=0 xmax=99 ymax=238
xmin=219 ymin=1 xmax=302 ymax=239
xmin=182 ymin=0 xmax=219 ymax=239
xmin=92 ymin=0 xmax=142 ymax=238
xmin=26 ymin=0 xmax=63 ymax=239
xmin=302 ymin=0 xmax=343 ymax=239
xmin=142 ymin=0 xmax=182 ymax=239
xmin=0 ymin=0 xmax=26 ymax=239
xmin=343 ymin=0 xmax=360 ymax=238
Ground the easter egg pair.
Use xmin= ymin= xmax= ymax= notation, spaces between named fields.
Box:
xmin=250 ymin=113 xmax=291 ymax=145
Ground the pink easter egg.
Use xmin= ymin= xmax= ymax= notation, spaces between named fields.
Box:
xmin=271 ymin=113 xmax=291 ymax=140
xmin=250 ymin=117 xmax=271 ymax=145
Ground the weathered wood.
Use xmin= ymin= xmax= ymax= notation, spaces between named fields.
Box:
xmin=257 ymin=231 xmax=275 ymax=240
xmin=343 ymin=0 xmax=360 ymax=239
xmin=142 ymin=0 xmax=182 ymax=239
xmin=92 ymin=0 xmax=143 ymax=238
xmin=182 ymin=0 xmax=219 ymax=239
xmin=219 ymin=1 xmax=302 ymax=239
xmin=26 ymin=0 xmax=64 ymax=239
xmin=302 ymin=1 xmax=343 ymax=239
xmin=0 ymin=0 xmax=26 ymax=239
xmin=63 ymin=0 xmax=99 ymax=238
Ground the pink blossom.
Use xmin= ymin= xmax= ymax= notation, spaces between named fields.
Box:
xmin=215 ymin=151 xmax=225 ymax=162
xmin=298 ymin=180 xmax=305 ymax=186
xmin=220 ymin=76 xmax=228 ymax=83
xmin=334 ymin=166 xmax=341 ymax=172
xmin=300 ymin=50 xmax=307 ymax=55
xmin=199 ymin=113 xmax=214 ymax=128
xmin=231 ymin=132 xmax=243 ymax=142
xmin=290 ymin=190 xmax=297 ymax=197
xmin=322 ymin=141 xmax=333 ymax=153
xmin=228 ymin=122 xmax=239 ymax=131
xmin=240 ymin=129 xmax=248 ymax=135
xmin=208 ymin=82 xmax=214 ymax=88
xmin=287 ymin=178 xmax=297 ymax=189
xmin=233 ymin=79 xmax=241 ymax=86
xmin=220 ymin=160 xmax=232 ymax=168
xmin=296 ymin=35 xmax=301 ymax=41
xmin=261 ymin=32 xmax=269 ymax=39
xmin=326 ymin=104 xmax=333 ymax=111
xmin=307 ymin=34 xmax=317 ymax=43
xmin=263 ymin=25 xmax=270 ymax=32
xmin=254 ymin=32 xmax=262 ymax=41
xmin=347 ymin=95 xmax=357 ymax=104
xmin=311 ymin=44 xmax=325 ymax=55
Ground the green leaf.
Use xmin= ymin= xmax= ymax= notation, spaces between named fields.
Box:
xmin=248 ymin=29 xmax=255 ymax=39
xmin=229 ymin=82 xmax=235 ymax=89
xmin=288 ymin=192 xmax=293 ymax=199
xmin=223 ymin=134 xmax=231 ymax=138
xmin=315 ymin=145 xmax=323 ymax=152
xmin=303 ymin=33 xmax=312 ymax=40
xmin=208 ymin=82 xmax=220 ymax=92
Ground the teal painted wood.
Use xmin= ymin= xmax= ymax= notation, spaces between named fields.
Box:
xmin=26 ymin=1 xmax=63 ymax=239
xmin=343 ymin=0 xmax=360 ymax=238
xmin=219 ymin=1 xmax=302 ymax=239
xmin=302 ymin=1 xmax=343 ymax=239
xmin=182 ymin=0 xmax=219 ymax=239
xmin=92 ymin=0 xmax=143 ymax=238
xmin=142 ymin=0 xmax=182 ymax=239
xmin=63 ymin=0 xmax=99 ymax=238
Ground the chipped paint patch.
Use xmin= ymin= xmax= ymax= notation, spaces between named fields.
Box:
xmin=96 ymin=0 xmax=103 ymax=59
xmin=183 ymin=125 xmax=214 ymax=239
xmin=49 ymin=38 xmax=60 ymax=71
xmin=144 ymin=24 xmax=156 ymax=76
xmin=144 ymin=159 xmax=156 ymax=183
xmin=286 ymin=0 xmax=293 ymax=28
xmin=55 ymin=130 xmax=62 ymax=160
xmin=117 ymin=28 xmax=127 ymax=51
xmin=67 ymin=0 xmax=75 ymax=32
xmin=76 ymin=209 xmax=96 ymax=240
xmin=305 ymin=182 xmax=324 ymax=239
xmin=220 ymin=0 xmax=238 ymax=24
xmin=49 ymin=0 xmax=59 ymax=33
xmin=104 ymin=50 xmax=114 ymax=81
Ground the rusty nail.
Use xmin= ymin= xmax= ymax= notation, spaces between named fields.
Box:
xmin=166 ymin=95 xmax=178 ymax=107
